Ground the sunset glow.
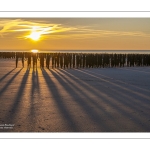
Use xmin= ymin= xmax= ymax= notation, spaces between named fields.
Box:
xmin=1 ymin=18 xmax=150 ymax=50
xmin=28 ymin=31 xmax=41 ymax=41
xmin=31 ymin=49 xmax=39 ymax=53
xmin=26 ymin=26 xmax=43 ymax=41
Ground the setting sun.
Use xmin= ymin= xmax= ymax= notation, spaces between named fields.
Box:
xmin=24 ymin=25 xmax=55 ymax=42
xmin=28 ymin=31 xmax=41 ymax=41
xmin=25 ymin=26 xmax=43 ymax=41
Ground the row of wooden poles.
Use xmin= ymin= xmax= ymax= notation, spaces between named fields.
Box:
xmin=0 ymin=52 xmax=150 ymax=69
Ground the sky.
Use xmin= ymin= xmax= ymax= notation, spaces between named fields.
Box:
xmin=0 ymin=18 xmax=150 ymax=51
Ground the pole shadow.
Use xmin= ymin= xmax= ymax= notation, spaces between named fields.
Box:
xmin=0 ymin=68 xmax=16 ymax=82
xmin=3 ymin=68 xmax=30 ymax=125
xmin=58 ymin=69 xmax=150 ymax=131
xmin=0 ymin=68 xmax=23 ymax=97
xmin=41 ymin=68 xmax=80 ymax=132
xmin=28 ymin=68 xmax=40 ymax=131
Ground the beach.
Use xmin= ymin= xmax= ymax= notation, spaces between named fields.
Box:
xmin=0 ymin=59 xmax=150 ymax=132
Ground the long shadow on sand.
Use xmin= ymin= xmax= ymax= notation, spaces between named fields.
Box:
xmin=64 ymin=68 xmax=150 ymax=131
xmin=4 ymin=68 xmax=30 ymax=124
xmin=0 ymin=68 xmax=23 ymax=97
xmin=0 ymin=68 xmax=16 ymax=82
xmin=41 ymin=68 xmax=80 ymax=131
xmin=2 ymin=68 xmax=41 ymax=131
xmin=29 ymin=68 xmax=40 ymax=130
xmin=49 ymin=68 xmax=150 ymax=131
xmin=50 ymin=69 xmax=112 ymax=131
xmin=1 ymin=67 xmax=150 ymax=132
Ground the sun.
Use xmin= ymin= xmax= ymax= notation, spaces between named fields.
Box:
xmin=25 ymin=26 xmax=52 ymax=41
xmin=31 ymin=49 xmax=39 ymax=53
xmin=28 ymin=31 xmax=41 ymax=41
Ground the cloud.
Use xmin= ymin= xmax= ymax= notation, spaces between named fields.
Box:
xmin=46 ymin=27 xmax=150 ymax=40
xmin=0 ymin=19 xmax=150 ymax=40
xmin=0 ymin=19 xmax=75 ymax=39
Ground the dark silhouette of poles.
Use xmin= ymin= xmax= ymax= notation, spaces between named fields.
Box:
xmin=82 ymin=53 xmax=84 ymax=68
xmin=16 ymin=52 xmax=19 ymax=68
xmin=21 ymin=52 xmax=24 ymax=67
xmin=57 ymin=53 xmax=60 ymax=68
xmin=60 ymin=53 xmax=63 ymax=69
xmin=27 ymin=52 xmax=31 ymax=69
xmin=32 ymin=53 xmax=37 ymax=69
xmin=46 ymin=53 xmax=50 ymax=69
xmin=52 ymin=53 xmax=54 ymax=69
xmin=2 ymin=52 xmax=150 ymax=69
xmin=40 ymin=53 xmax=44 ymax=69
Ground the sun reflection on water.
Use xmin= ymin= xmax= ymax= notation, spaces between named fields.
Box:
xmin=31 ymin=49 xmax=39 ymax=53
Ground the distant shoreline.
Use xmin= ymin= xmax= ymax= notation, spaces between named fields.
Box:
xmin=0 ymin=50 xmax=150 ymax=54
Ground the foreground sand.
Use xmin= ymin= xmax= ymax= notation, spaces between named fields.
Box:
xmin=0 ymin=59 xmax=150 ymax=132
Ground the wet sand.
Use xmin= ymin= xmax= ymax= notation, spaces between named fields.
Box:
xmin=0 ymin=59 xmax=150 ymax=132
